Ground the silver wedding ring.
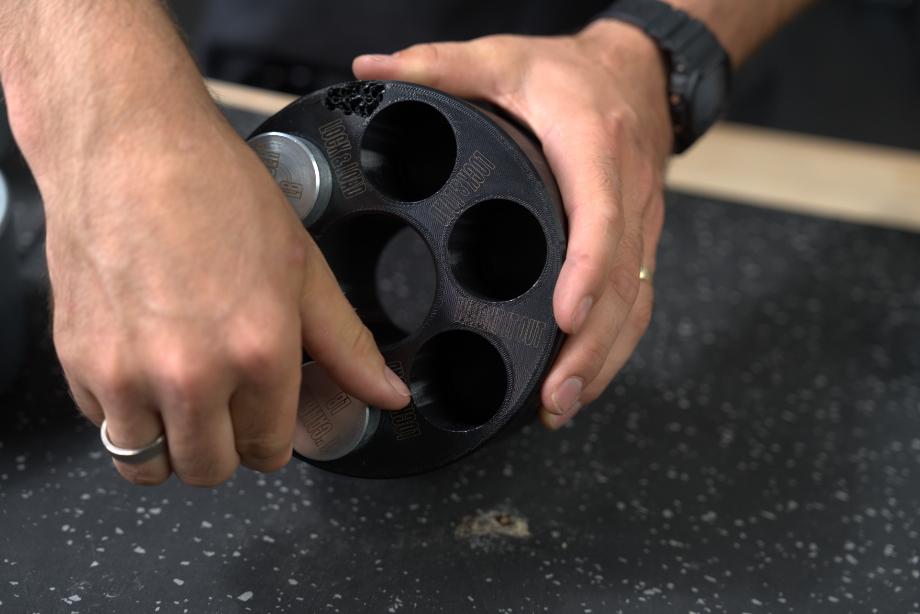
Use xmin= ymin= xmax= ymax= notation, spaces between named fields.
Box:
xmin=639 ymin=265 xmax=654 ymax=284
xmin=100 ymin=418 xmax=167 ymax=464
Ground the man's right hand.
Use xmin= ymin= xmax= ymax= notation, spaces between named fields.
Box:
xmin=50 ymin=111 xmax=410 ymax=486
xmin=1 ymin=1 xmax=410 ymax=487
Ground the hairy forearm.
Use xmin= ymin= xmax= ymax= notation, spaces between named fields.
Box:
xmin=666 ymin=0 xmax=817 ymax=66
xmin=0 ymin=1 xmax=218 ymax=187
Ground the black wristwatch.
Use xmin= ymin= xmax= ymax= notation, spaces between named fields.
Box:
xmin=597 ymin=0 xmax=732 ymax=153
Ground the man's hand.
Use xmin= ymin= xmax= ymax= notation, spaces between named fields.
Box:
xmin=1 ymin=1 xmax=410 ymax=486
xmin=354 ymin=20 xmax=672 ymax=429
xmin=49 ymin=113 xmax=410 ymax=486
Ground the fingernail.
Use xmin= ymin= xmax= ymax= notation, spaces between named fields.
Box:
xmin=551 ymin=377 xmax=583 ymax=415
xmin=572 ymin=297 xmax=593 ymax=334
xmin=358 ymin=54 xmax=392 ymax=64
xmin=544 ymin=402 xmax=582 ymax=430
xmin=384 ymin=366 xmax=411 ymax=398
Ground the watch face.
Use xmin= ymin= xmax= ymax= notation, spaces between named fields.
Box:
xmin=690 ymin=60 xmax=730 ymax=135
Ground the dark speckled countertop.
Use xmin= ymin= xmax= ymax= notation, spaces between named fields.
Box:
xmin=1 ymin=108 xmax=919 ymax=613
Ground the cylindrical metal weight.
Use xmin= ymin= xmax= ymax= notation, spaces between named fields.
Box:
xmin=248 ymin=81 xmax=566 ymax=477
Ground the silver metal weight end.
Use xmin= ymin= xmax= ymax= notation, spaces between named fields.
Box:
xmin=292 ymin=362 xmax=379 ymax=462
xmin=248 ymin=131 xmax=332 ymax=227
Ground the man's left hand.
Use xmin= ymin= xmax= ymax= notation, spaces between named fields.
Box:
xmin=354 ymin=19 xmax=672 ymax=429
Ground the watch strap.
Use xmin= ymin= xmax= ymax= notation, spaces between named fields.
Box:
xmin=602 ymin=0 xmax=715 ymax=56
xmin=597 ymin=0 xmax=731 ymax=152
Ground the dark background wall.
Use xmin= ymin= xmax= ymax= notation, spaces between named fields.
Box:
xmin=727 ymin=0 xmax=920 ymax=149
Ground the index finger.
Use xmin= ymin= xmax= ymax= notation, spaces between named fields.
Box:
xmin=298 ymin=238 xmax=412 ymax=410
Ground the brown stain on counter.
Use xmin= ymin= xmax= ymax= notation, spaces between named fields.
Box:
xmin=455 ymin=508 xmax=531 ymax=542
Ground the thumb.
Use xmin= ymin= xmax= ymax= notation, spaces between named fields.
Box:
xmin=298 ymin=240 xmax=411 ymax=410
xmin=353 ymin=39 xmax=511 ymax=99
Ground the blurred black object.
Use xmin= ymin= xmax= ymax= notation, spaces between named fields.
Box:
xmin=728 ymin=0 xmax=920 ymax=149
xmin=0 ymin=91 xmax=48 ymax=395
xmin=0 ymin=170 xmax=23 ymax=393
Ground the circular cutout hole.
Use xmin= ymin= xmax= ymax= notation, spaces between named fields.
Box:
xmin=409 ymin=330 xmax=507 ymax=431
xmin=376 ymin=226 xmax=437 ymax=335
xmin=360 ymin=101 xmax=456 ymax=202
xmin=448 ymin=199 xmax=547 ymax=301
xmin=318 ymin=214 xmax=436 ymax=346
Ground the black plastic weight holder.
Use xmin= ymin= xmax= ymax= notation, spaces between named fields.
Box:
xmin=248 ymin=81 xmax=567 ymax=477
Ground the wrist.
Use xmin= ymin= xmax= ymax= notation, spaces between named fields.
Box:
xmin=21 ymin=83 xmax=224 ymax=204
xmin=660 ymin=0 xmax=738 ymax=65
xmin=574 ymin=20 xmax=674 ymax=157
xmin=1 ymin=1 xmax=223 ymax=185
xmin=577 ymin=18 xmax=666 ymax=78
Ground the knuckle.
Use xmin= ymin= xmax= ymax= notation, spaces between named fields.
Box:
xmin=476 ymin=36 xmax=502 ymax=57
xmin=609 ymin=260 xmax=642 ymax=308
xmin=567 ymin=247 xmax=608 ymax=281
xmin=599 ymin=199 xmax=626 ymax=237
xmin=116 ymin=463 xmax=169 ymax=487
xmin=604 ymin=107 xmax=640 ymax=134
xmin=346 ymin=324 xmax=379 ymax=360
xmin=406 ymin=42 xmax=441 ymax=63
xmin=153 ymin=350 xmax=211 ymax=408
xmin=599 ymin=115 xmax=626 ymax=146
xmin=231 ymin=328 xmax=285 ymax=382
xmin=479 ymin=34 xmax=515 ymax=53
xmin=91 ymin=355 xmax=134 ymax=399
xmin=240 ymin=442 xmax=291 ymax=473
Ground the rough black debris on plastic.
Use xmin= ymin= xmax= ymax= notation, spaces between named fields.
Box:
xmin=250 ymin=81 xmax=566 ymax=477
xmin=323 ymin=81 xmax=385 ymax=117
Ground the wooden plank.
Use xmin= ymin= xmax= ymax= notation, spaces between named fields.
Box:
xmin=668 ymin=123 xmax=920 ymax=232
xmin=206 ymin=78 xmax=920 ymax=233
xmin=206 ymin=79 xmax=297 ymax=116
